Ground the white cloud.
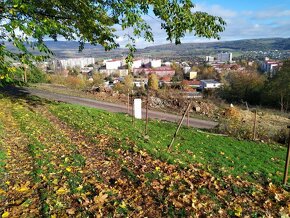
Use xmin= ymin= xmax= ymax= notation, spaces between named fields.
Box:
xmin=113 ymin=4 xmax=290 ymax=48
xmin=193 ymin=4 xmax=237 ymax=18
xmin=254 ymin=9 xmax=290 ymax=19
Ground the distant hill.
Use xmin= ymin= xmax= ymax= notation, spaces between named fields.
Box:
xmin=142 ymin=38 xmax=290 ymax=51
xmin=5 ymin=38 xmax=290 ymax=59
xmin=44 ymin=41 xmax=103 ymax=50
xmin=4 ymin=41 xmax=126 ymax=59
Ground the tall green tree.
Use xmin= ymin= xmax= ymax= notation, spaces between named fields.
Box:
xmin=123 ymin=74 xmax=134 ymax=93
xmin=0 ymin=0 xmax=225 ymax=83
xmin=263 ymin=60 xmax=290 ymax=112
xmin=220 ymin=71 xmax=266 ymax=105
xmin=148 ymin=73 xmax=159 ymax=91
xmin=171 ymin=62 xmax=183 ymax=81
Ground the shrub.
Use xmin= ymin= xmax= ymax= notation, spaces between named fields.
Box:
xmin=65 ymin=75 xmax=86 ymax=89
xmin=113 ymin=82 xmax=126 ymax=94
xmin=48 ymin=74 xmax=87 ymax=90
xmin=27 ymin=67 xmax=47 ymax=83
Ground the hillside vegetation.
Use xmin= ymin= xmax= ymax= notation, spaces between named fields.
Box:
xmin=4 ymin=38 xmax=290 ymax=59
xmin=0 ymin=93 xmax=289 ymax=217
xmin=142 ymin=38 xmax=290 ymax=51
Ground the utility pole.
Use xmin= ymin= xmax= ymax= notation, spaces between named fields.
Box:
xmin=283 ymin=125 xmax=290 ymax=185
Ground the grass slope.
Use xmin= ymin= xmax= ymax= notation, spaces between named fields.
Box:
xmin=50 ymin=103 xmax=286 ymax=185
xmin=0 ymin=94 xmax=289 ymax=217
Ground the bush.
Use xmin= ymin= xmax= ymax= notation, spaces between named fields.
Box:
xmin=48 ymin=74 xmax=87 ymax=90
xmin=113 ymin=82 xmax=126 ymax=94
xmin=27 ymin=67 xmax=47 ymax=83
xmin=65 ymin=75 xmax=86 ymax=89
xmin=273 ymin=128 xmax=289 ymax=145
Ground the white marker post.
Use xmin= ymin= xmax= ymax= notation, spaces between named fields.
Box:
xmin=134 ymin=98 xmax=142 ymax=119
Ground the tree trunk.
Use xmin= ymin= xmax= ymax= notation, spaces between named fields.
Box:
xmin=280 ymin=93 xmax=284 ymax=112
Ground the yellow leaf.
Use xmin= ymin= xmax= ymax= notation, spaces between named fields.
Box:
xmin=0 ymin=189 xmax=5 ymax=194
xmin=2 ymin=211 xmax=9 ymax=218
xmin=119 ymin=201 xmax=126 ymax=209
xmin=94 ymin=192 xmax=108 ymax=208
xmin=56 ymin=187 xmax=68 ymax=195
xmin=234 ymin=205 xmax=243 ymax=217
xmin=5 ymin=181 xmax=10 ymax=185
xmin=52 ymin=179 xmax=58 ymax=185
xmin=76 ymin=185 xmax=83 ymax=191
xmin=51 ymin=214 xmax=56 ymax=218
xmin=66 ymin=167 xmax=72 ymax=172
xmin=16 ymin=185 xmax=29 ymax=192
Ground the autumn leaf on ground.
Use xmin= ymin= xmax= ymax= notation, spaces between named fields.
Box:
xmin=234 ymin=205 xmax=243 ymax=217
xmin=1 ymin=211 xmax=9 ymax=218
xmin=94 ymin=192 xmax=108 ymax=208
xmin=15 ymin=181 xmax=30 ymax=192
xmin=56 ymin=187 xmax=68 ymax=195
xmin=66 ymin=208 xmax=76 ymax=215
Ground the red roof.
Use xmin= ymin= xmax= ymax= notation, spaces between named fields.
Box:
xmin=183 ymin=80 xmax=201 ymax=86
xmin=160 ymin=76 xmax=172 ymax=82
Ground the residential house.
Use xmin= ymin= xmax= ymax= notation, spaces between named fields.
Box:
xmin=200 ymin=79 xmax=222 ymax=89
xmin=133 ymin=66 xmax=175 ymax=78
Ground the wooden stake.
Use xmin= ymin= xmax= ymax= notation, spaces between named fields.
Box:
xmin=127 ymin=92 xmax=130 ymax=114
xmin=252 ymin=109 xmax=257 ymax=140
xmin=145 ymin=88 xmax=149 ymax=135
xmin=131 ymin=91 xmax=134 ymax=126
xmin=187 ymin=106 xmax=190 ymax=127
xmin=24 ymin=66 xmax=27 ymax=83
xmin=168 ymin=102 xmax=192 ymax=152
xmin=283 ymin=126 xmax=290 ymax=185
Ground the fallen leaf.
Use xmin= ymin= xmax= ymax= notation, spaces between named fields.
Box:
xmin=94 ymin=192 xmax=108 ymax=208
xmin=1 ymin=211 xmax=9 ymax=218
xmin=234 ymin=205 xmax=243 ymax=217
xmin=16 ymin=184 xmax=29 ymax=192
xmin=56 ymin=187 xmax=68 ymax=195
xmin=66 ymin=208 xmax=76 ymax=215
xmin=119 ymin=201 xmax=126 ymax=209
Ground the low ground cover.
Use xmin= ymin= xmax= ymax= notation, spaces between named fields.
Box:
xmin=50 ymin=102 xmax=286 ymax=185
xmin=0 ymin=93 xmax=289 ymax=217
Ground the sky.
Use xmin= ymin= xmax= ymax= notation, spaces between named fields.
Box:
xmin=116 ymin=0 xmax=290 ymax=48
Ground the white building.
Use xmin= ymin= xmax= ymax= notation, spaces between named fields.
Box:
xmin=105 ymin=59 xmax=122 ymax=70
xmin=151 ymin=59 xmax=162 ymax=68
xmin=54 ymin=58 xmax=95 ymax=70
xmin=262 ymin=61 xmax=279 ymax=73
xmin=132 ymin=59 xmax=142 ymax=68
xmin=205 ymin=56 xmax=215 ymax=62
xmin=261 ymin=58 xmax=282 ymax=76
xmin=183 ymin=66 xmax=191 ymax=74
xmin=217 ymin=53 xmax=232 ymax=63
xmin=200 ymin=80 xmax=222 ymax=89
xmin=164 ymin=61 xmax=172 ymax=67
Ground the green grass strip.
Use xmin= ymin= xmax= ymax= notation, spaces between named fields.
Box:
xmin=50 ymin=103 xmax=286 ymax=185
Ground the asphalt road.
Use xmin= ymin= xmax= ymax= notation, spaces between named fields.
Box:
xmin=26 ymin=88 xmax=218 ymax=129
